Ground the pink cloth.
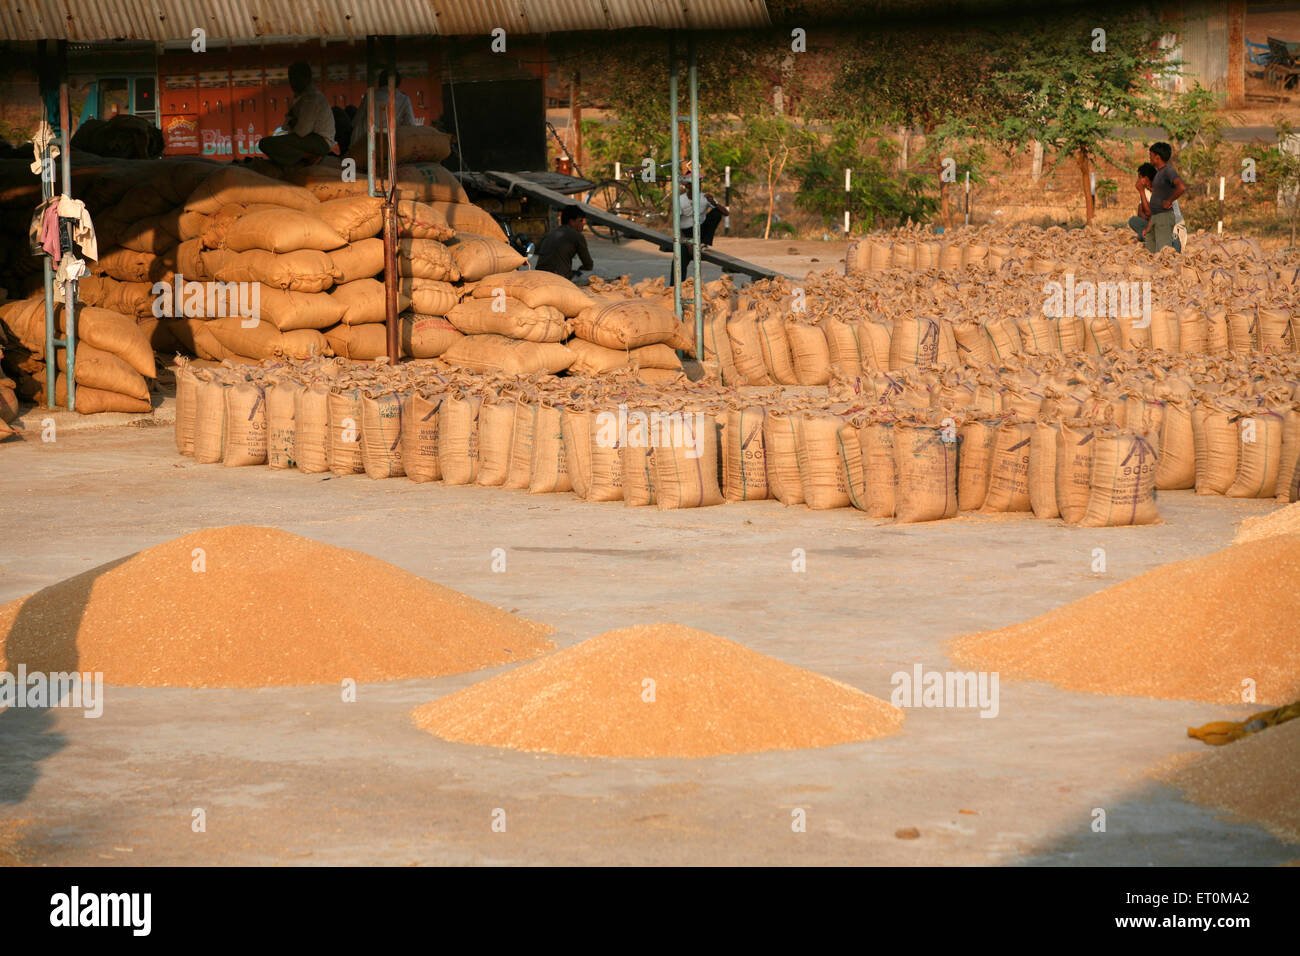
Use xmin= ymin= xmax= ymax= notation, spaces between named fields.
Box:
xmin=40 ymin=202 xmax=60 ymax=257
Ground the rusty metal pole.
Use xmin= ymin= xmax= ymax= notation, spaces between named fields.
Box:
xmin=383 ymin=39 xmax=400 ymax=364
xmin=59 ymin=40 xmax=76 ymax=411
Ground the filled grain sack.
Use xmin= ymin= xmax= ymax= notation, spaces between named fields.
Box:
xmin=1055 ymin=422 xmax=1097 ymax=524
xmin=215 ymin=248 xmax=335 ymax=292
xmin=726 ymin=311 xmax=774 ymax=385
xmin=572 ymin=298 xmax=688 ymax=350
xmin=786 ymin=321 xmax=832 ymax=386
xmin=889 ymin=315 xmax=941 ymax=369
xmin=448 ymin=233 xmax=528 ymax=282
xmin=92 ymin=246 xmax=176 ymax=283
xmin=174 ymin=363 xmax=198 ymax=455
xmin=293 ymin=383 xmax=330 ymax=474
xmin=346 ymin=127 xmax=453 ymax=168
xmin=117 ymin=211 xmax=181 ymax=254
xmin=893 ymin=422 xmax=958 ymax=523
xmin=757 ymin=313 xmax=798 ymax=385
xmin=1226 ymin=408 xmax=1284 ymax=499
xmin=858 ymin=421 xmax=897 ymax=518
xmin=622 ymin=412 xmax=657 ymax=508
xmin=856 ymin=321 xmax=892 ymax=371
xmin=403 ymin=313 xmax=463 ymax=358
xmin=723 ymin=406 xmax=769 ymax=501
xmin=397 ymin=238 xmax=459 ymax=281
xmin=586 ymin=406 xmax=626 ymax=502
xmin=317 ymin=195 xmax=384 ymax=242
xmin=957 ymin=420 xmax=997 ymax=511
xmin=981 ymin=421 xmax=1035 ymax=513
xmin=428 ymin=201 xmax=509 ymax=243
xmin=329 ymin=238 xmax=385 ymax=283
xmin=561 ymin=407 xmax=594 ymax=499
xmin=445 ymin=297 xmax=568 ymax=342
xmin=396 ymin=200 xmax=455 ymax=241
xmin=54 ymin=344 xmax=149 ymax=402
xmin=42 ymin=376 xmax=152 ymax=415
xmin=1192 ymin=401 xmax=1239 ymax=495
xmin=794 ymin=413 xmax=851 ymax=509
xmin=222 ymin=381 xmax=267 ymax=467
xmin=529 ymin=404 xmax=571 ymax=494
xmin=77 ymin=276 xmax=155 ymax=318
xmin=653 ymin=409 xmax=723 ymax=509
xmin=399 ymin=278 xmax=459 ymax=316
xmin=439 ymin=393 xmax=483 ymax=485
xmin=265 ymin=380 xmax=299 ymax=470
xmin=222 ymin=208 xmax=347 ymax=254
xmin=1154 ymin=398 xmax=1196 ymax=490
xmin=1277 ymin=407 xmax=1300 ymax=503
xmin=763 ymin=410 xmax=804 ymax=505
xmin=332 ymin=278 xmax=412 ymax=325
xmin=185 ymin=165 xmax=320 ymax=215
xmin=1079 ymin=430 xmax=1159 ymax=527
xmin=360 ymin=391 xmax=405 ymax=479
xmin=1027 ymin=422 xmax=1060 ymax=518
xmin=440 ymin=334 xmax=574 ymax=375
xmin=701 ymin=309 xmax=739 ymax=384
xmin=324 ymin=323 xmax=390 ymax=361
xmin=193 ymin=377 xmax=228 ymax=464
xmin=471 ymin=270 xmax=592 ymax=317
xmin=62 ymin=306 xmax=156 ymax=379
xmin=208 ymin=316 xmax=329 ymax=361
xmin=257 ymin=288 xmax=347 ymax=331
xmin=474 ymin=400 xmax=516 ymax=487
xmin=400 ymin=390 xmax=442 ymax=483
xmin=327 ymin=386 xmax=365 ymax=476
xmin=504 ymin=400 xmax=539 ymax=491
xmin=566 ymin=339 xmax=681 ymax=377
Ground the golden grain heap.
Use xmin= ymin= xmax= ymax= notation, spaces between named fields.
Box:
xmin=0 ymin=526 xmax=554 ymax=687
xmin=412 ymin=622 xmax=904 ymax=757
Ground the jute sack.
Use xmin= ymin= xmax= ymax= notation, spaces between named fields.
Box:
xmin=757 ymin=313 xmax=798 ymax=385
xmin=400 ymin=390 xmax=442 ymax=483
xmin=397 ymin=238 xmax=460 ymax=281
xmin=76 ymin=276 xmax=154 ymax=318
xmin=821 ymin=317 xmax=862 ymax=378
xmin=325 ymin=323 xmax=390 ymax=361
xmin=345 ymin=127 xmax=453 ymax=168
xmin=1226 ymin=408 xmax=1284 ymax=498
xmin=893 ymin=422 xmax=958 ymax=523
xmin=856 ymin=321 xmax=892 ymax=371
xmin=1225 ymin=310 xmax=1257 ymax=355
xmin=982 ymin=421 xmax=1035 ymax=513
xmin=858 ymin=421 xmax=897 ymax=518
xmin=327 ymin=387 xmax=366 ymax=476
xmin=726 ymin=312 xmax=774 ymax=385
xmin=1177 ymin=307 xmax=1208 ymax=353
xmin=54 ymin=344 xmax=149 ymax=402
xmin=439 ymin=393 xmax=483 ymax=485
xmin=763 ymin=410 xmax=804 ymax=505
xmin=223 ymin=208 xmax=347 ymax=254
xmin=573 ymin=299 xmax=685 ymax=350
xmin=448 ymin=234 xmax=527 ymax=282
xmin=216 ymin=248 xmax=334 ymax=292
xmin=427 ymin=201 xmax=509 ymax=242
xmin=117 ymin=211 xmax=181 ymax=254
xmin=471 ymin=270 xmax=592 ymax=317
xmin=1192 ymin=401 xmax=1239 ymax=495
xmin=1258 ymin=307 xmax=1295 ymax=352
xmin=400 ymin=278 xmax=459 ymax=316
xmin=1056 ymin=423 xmax=1097 ymax=524
xmin=404 ymin=313 xmax=463 ymax=358
xmin=317 ymin=196 xmax=383 ymax=242
xmin=208 ymin=316 xmax=329 ymax=361
xmin=294 ymin=383 xmax=331 ymax=474
xmin=223 ymin=381 xmax=267 ymax=467
xmin=446 ymin=297 xmax=568 ymax=342
xmin=167 ymin=318 xmax=225 ymax=361
xmin=1079 ymin=431 xmax=1159 ymax=527
xmin=795 ymin=413 xmax=851 ymax=510
xmin=393 ymin=164 xmax=470 ymax=205
xmin=177 ymin=209 xmax=208 ymax=242
xmin=622 ymin=409 xmax=657 ymax=507
xmin=175 ymin=239 xmax=207 ymax=279
xmin=957 ymin=420 xmax=997 ymax=511
xmin=265 ymin=381 xmax=299 ymax=470
xmin=982 ymin=318 xmax=1022 ymax=363
xmin=652 ymin=408 xmax=723 ymax=509
xmin=953 ymin=320 xmax=994 ymax=367
xmin=561 ymin=407 xmax=594 ymax=499
xmin=1154 ymin=399 xmax=1196 ymax=490
xmin=396 ymin=200 xmax=455 ymax=241
xmin=359 ymin=392 xmax=404 ymax=479
xmin=1204 ymin=308 xmax=1230 ymax=355
xmin=475 ymin=400 xmax=516 ymax=487
xmin=504 ymin=400 xmax=538 ymax=490
xmin=257 ymin=288 xmax=347 ymax=331
xmin=193 ymin=377 xmax=228 ymax=464
xmin=42 ymin=377 xmax=150 ymax=415
xmin=700 ymin=309 xmax=738 ymax=384
xmin=199 ymin=203 xmax=288 ymax=250
xmin=723 ymin=406 xmax=769 ymax=501
xmin=835 ymin=422 xmax=870 ymax=512
xmin=185 ymin=165 xmax=320 ymax=215
xmin=1084 ymin=315 xmax=1121 ymax=355
xmin=175 ymin=364 xmax=198 ymax=455
xmin=92 ymin=246 xmax=175 ymax=283
xmin=786 ymin=322 xmax=832 ymax=386
xmin=329 ymin=238 xmax=385 ymax=283
xmin=1275 ymin=407 xmax=1300 ymax=502
xmin=889 ymin=316 xmax=941 ymax=369
xmin=587 ymin=407 xmax=626 ymax=502
xmin=1150 ymin=308 xmax=1181 ymax=351
xmin=333 ymin=278 xmax=412 ymax=325
xmin=441 ymin=335 xmax=574 ymax=375
xmin=529 ymin=404 xmax=571 ymax=494
xmin=1027 ymin=423 xmax=1060 ymax=519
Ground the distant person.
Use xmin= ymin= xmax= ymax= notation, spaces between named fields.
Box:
xmin=1142 ymin=142 xmax=1185 ymax=254
xmin=258 ymin=62 xmax=334 ymax=167
xmin=668 ymin=177 xmax=728 ymax=286
xmin=351 ymin=71 xmax=416 ymax=151
xmin=535 ymin=205 xmax=593 ymax=280
xmin=1131 ymin=162 xmax=1183 ymax=253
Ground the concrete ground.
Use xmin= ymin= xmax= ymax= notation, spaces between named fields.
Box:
xmin=0 ymin=422 xmax=1295 ymax=866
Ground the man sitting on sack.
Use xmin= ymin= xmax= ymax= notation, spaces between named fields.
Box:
xmin=258 ymin=62 xmax=335 ymax=167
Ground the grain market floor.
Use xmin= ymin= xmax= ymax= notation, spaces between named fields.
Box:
xmin=0 ymin=425 xmax=1295 ymax=866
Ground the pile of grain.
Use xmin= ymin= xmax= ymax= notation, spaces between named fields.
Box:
xmin=412 ymin=623 xmax=904 ymax=757
xmin=1235 ymin=501 xmax=1300 ymax=545
xmin=950 ymin=535 xmax=1300 ymax=704
xmin=1161 ymin=719 xmax=1300 ymax=844
xmin=0 ymin=526 xmax=553 ymax=687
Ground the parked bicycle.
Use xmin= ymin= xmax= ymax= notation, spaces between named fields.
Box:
xmin=583 ymin=162 xmax=676 ymax=240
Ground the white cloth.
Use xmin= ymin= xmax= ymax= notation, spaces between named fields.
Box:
xmin=350 ymin=89 xmax=417 ymax=149
xmin=287 ymin=85 xmax=335 ymax=141
xmin=57 ymin=196 xmax=97 ymax=261
xmin=30 ymin=120 xmax=59 ymax=175
xmin=678 ymin=191 xmax=703 ymax=230
xmin=53 ymin=253 xmax=86 ymax=304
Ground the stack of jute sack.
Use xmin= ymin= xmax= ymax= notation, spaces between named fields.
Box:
xmin=172 ymin=343 xmax=1300 ymax=522
xmin=0 ymin=296 xmax=157 ymax=413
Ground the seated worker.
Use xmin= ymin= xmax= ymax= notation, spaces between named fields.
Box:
xmin=258 ymin=62 xmax=334 ymax=167
xmin=534 ymin=205 xmax=594 ymax=280
xmin=350 ymin=71 xmax=417 ymax=152
xmin=1141 ymin=141 xmax=1186 ymax=254
xmin=1130 ymin=162 xmax=1183 ymax=253
xmin=668 ymin=177 xmax=729 ymax=286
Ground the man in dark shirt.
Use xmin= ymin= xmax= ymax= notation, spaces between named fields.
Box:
xmin=535 ymin=205 xmax=594 ymax=280
xmin=1143 ymin=142 xmax=1185 ymax=254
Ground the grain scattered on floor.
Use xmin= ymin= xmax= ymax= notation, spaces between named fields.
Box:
xmin=1235 ymin=500 xmax=1300 ymax=545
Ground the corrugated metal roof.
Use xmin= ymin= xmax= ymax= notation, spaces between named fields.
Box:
xmin=0 ymin=0 xmax=770 ymax=42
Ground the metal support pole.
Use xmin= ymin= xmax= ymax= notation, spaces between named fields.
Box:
xmin=688 ymin=33 xmax=703 ymax=360
xmin=1217 ymin=176 xmax=1225 ymax=235
xmin=844 ymin=167 xmax=851 ymax=235
xmin=669 ymin=34 xmax=682 ymax=324
xmin=366 ymin=36 xmax=376 ymax=199
xmin=724 ymin=165 xmax=731 ymax=236
xmin=38 ymin=40 xmax=56 ymax=409
xmin=59 ymin=40 xmax=75 ymax=411
xmin=383 ymin=37 xmax=400 ymax=364
xmin=964 ymin=170 xmax=970 ymax=227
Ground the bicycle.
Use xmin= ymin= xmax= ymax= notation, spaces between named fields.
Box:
xmin=583 ymin=162 xmax=677 ymax=240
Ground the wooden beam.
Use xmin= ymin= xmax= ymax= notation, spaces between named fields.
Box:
xmin=1228 ymin=0 xmax=1246 ymax=109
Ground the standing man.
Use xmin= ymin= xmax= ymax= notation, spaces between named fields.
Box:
xmin=1143 ymin=142 xmax=1186 ymax=254
xmin=258 ymin=62 xmax=334 ymax=167
xmin=350 ymin=70 xmax=417 ymax=152
xmin=668 ymin=176 xmax=729 ymax=286
xmin=535 ymin=205 xmax=594 ymax=280
xmin=1131 ymin=162 xmax=1183 ymax=252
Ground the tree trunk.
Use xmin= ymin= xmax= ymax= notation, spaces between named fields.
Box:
xmin=1031 ymin=139 xmax=1043 ymax=181
xmin=764 ymin=155 xmax=776 ymax=239
xmin=1078 ymin=149 xmax=1095 ymax=223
